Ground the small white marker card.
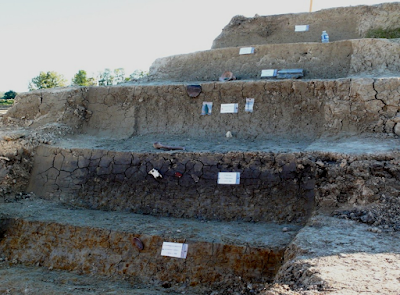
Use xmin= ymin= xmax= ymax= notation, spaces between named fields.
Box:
xmin=161 ymin=242 xmax=188 ymax=259
xmin=261 ymin=69 xmax=277 ymax=78
xmin=218 ymin=172 xmax=240 ymax=185
xmin=245 ymin=98 xmax=254 ymax=113
xmin=239 ymin=47 xmax=255 ymax=55
xmin=220 ymin=103 xmax=238 ymax=114
xmin=295 ymin=25 xmax=309 ymax=32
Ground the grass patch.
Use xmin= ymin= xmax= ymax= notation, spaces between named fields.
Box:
xmin=0 ymin=99 xmax=14 ymax=107
xmin=366 ymin=27 xmax=400 ymax=39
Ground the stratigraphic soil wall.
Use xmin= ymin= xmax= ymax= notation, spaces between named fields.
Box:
xmin=211 ymin=3 xmax=400 ymax=48
xmin=3 ymin=76 xmax=400 ymax=215
xmin=149 ymin=39 xmax=400 ymax=81
xmin=26 ymin=145 xmax=400 ymax=224
xmin=78 ymin=77 xmax=400 ymax=139
xmin=5 ymin=78 xmax=399 ymax=140
xmin=27 ymin=146 xmax=315 ymax=224
xmin=0 ymin=218 xmax=283 ymax=288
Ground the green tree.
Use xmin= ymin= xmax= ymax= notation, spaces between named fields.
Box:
xmin=98 ymin=68 xmax=114 ymax=86
xmin=72 ymin=70 xmax=96 ymax=86
xmin=3 ymin=90 xmax=17 ymax=99
xmin=29 ymin=71 xmax=67 ymax=91
xmin=114 ymin=68 xmax=126 ymax=84
xmin=128 ymin=69 xmax=148 ymax=81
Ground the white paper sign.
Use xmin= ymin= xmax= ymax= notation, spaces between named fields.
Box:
xmin=220 ymin=103 xmax=238 ymax=114
xmin=218 ymin=172 xmax=240 ymax=184
xmin=295 ymin=25 xmax=309 ymax=32
xmin=161 ymin=242 xmax=188 ymax=259
xmin=239 ymin=47 xmax=255 ymax=55
xmin=261 ymin=69 xmax=277 ymax=78
xmin=245 ymin=98 xmax=254 ymax=113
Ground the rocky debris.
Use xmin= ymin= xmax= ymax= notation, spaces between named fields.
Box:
xmin=0 ymin=120 xmax=74 ymax=199
xmin=334 ymin=193 xmax=400 ymax=232
xmin=314 ymin=151 xmax=400 ymax=209
xmin=2 ymin=191 xmax=36 ymax=203
xmin=270 ymin=260 xmax=332 ymax=293
xmin=153 ymin=141 xmax=185 ymax=150
xmin=219 ymin=71 xmax=236 ymax=82
xmin=186 ymin=84 xmax=202 ymax=98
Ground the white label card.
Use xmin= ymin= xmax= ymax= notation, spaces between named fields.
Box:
xmin=239 ymin=47 xmax=255 ymax=55
xmin=218 ymin=172 xmax=240 ymax=184
xmin=295 ymin=25 xmax=309 ymax=32
xmin=261 ymin=69 xmax=277 ymax=77
xmin=161 ymin=242 xmax=188 ymax=259
xmin=220 ymin=103 xmax=238 ymax=114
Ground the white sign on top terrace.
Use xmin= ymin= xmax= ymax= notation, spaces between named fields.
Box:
xmin=295 ymin=25 xmax=309 ymax=32
xmin=239 ymin=47 xmax=255 ymax=55
xmin=261 ymin=69 xmax=277 ymax=78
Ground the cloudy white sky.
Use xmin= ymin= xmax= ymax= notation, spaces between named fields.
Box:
xmin=0 ymin=0 xmax=397 ymax=92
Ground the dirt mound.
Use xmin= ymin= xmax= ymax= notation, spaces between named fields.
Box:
xmin=212 ymin=2 xmax=400 ymax=48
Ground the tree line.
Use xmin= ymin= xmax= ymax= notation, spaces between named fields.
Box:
xmin=28 ymin=68 xmax=148 ymax=91
xmin=1 ymin=90 xmax=17 ymax=100
xmin=1 ymin=68 xmax=148 ymax=100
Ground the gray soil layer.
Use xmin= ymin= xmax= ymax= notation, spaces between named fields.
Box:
xmin=0 ymin=198 xmax=300 ymax=249
xmin=57 ymin=133 xmax=400 ymax=155
xmin=0 ymin=262 xmax=176 ymax=295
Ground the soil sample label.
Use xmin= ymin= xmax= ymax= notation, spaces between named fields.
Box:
xmin=220 ymin=103 xmax=238 ymax=114
xmin=218 ymin=172 xmax=240 ymax=184
xmin=161 ymin=242 xmax=188 ymax=259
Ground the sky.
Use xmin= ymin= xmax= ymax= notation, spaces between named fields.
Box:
xmin=0 ymin=0 xmax=397 ymax=92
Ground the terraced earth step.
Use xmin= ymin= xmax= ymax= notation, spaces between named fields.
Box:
xmin=149 ymin=39 xmax=400 ymax=82
xmin=28 ymin=146 xmax=316 ymax=224
xmin=0 ymin=261 xmax=176 ymax=295
xmin=271 ymin=215 xmax=400 ymax=294
xmin=0 ymin=198 xmax=301 ymax=292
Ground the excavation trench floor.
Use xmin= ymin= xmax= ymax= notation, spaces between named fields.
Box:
xmin=56 ymin=133 xmax=400 ymax=155
xmin=0 ymin=198 xmax=300 ymax=248
xmin=0 ymin=261 xmax=178 ymax=295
